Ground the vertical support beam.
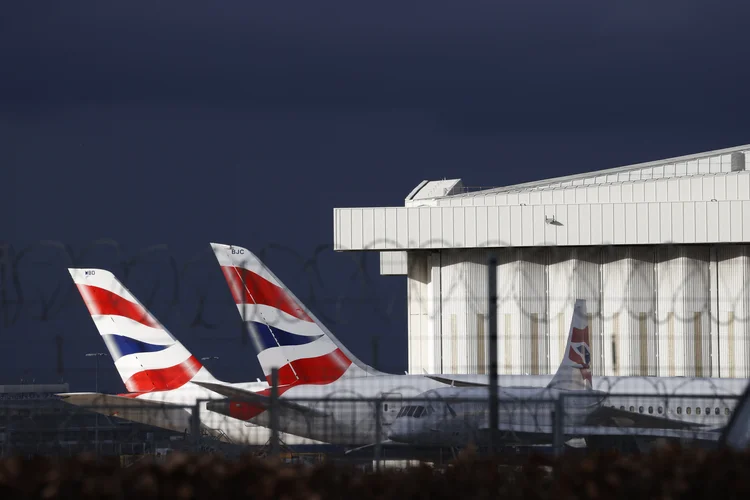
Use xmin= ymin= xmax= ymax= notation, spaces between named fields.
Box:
xmin=709 ymin=245 xmax=720 ymax=377
xmin=694 ymin=312 xmax=704 ymax=377
xmin=428 ymin=252 xmax=443 ymax=374
xmin=270 ymin=368 xmax=280 ymax=457
xmin=191 ymin=402 xmax=201 ymax=452
xmin=553 ymin=393 xmax=565 ymax=457
xmin=451 ymin=314 xmax=458 ymax=373
xmin=530 ymin=314 xmax=539 ymax=375
xmin=639 ymin=312 xmax=648 ymax=376
xmin=596 ymin=247 xmax=615 ymax=375
xmin=612 ymin=312 xmax=619 ymax=376
xmin=668 ymin=312 xmax=676 ymax=377
xmin=558 ymin=312 xmax=565 ymax=367
xmin=587 ymin=312 xmax=596 ymax=375
xmin=374 ymin=398 xmax=382 ymax=471
xmin=504 ymin=314 xmax=512 ymax=374
xmin=728 ymin=311 xmax=736 ymax=378
xmin=476 ymin=314 xmax=486 ymax=375
xmin=654 ymin=246 xmax=660 ymax=377
xmin=488 ymin=254 xmax=498 ymax=455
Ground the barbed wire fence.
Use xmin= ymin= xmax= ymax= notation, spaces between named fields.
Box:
xmin=0 ymin=239 xmax=748 ymax=461
xmin=1 ymin=239 xmax=749 ymax=384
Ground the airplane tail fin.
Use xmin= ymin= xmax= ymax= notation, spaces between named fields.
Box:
xmin=548 ymin=299 xmax=592 ymax=391
xmin=210 ymin=243 xmax=378 ymax=386
xmin=68 ymin=268 xmax=218 ymax=393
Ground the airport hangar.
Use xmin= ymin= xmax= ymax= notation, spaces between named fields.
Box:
xmin=333 ymin=144 xmax=750 ymax=379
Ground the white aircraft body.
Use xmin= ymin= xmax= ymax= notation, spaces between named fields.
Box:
xmin=388 ymin=305 xmax=744 ymax=448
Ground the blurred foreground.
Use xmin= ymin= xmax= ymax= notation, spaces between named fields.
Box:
xmin=0 ymin=445 xmax=748 ymax=499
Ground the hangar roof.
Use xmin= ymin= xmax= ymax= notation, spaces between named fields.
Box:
xmin=334 ymin=144 xmax=750 ymax=256
xmin=427 ymin=143 xmax=750 ymax=203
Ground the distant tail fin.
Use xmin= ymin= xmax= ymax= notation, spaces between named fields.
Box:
xmin=548 ymin=299 xmax=592 ymax=391
xmin=68 ymin=268 xmax=218 ymax=393
xmin=210 ymin=243 xmax=377 ymax=385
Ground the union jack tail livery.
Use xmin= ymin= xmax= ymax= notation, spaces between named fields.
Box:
xmin=210 ymin=243 xmax=379 ymax=386
xmin=68 ymin=268 xmax=218 ymax=394
xmin=548 ymin=299 xmax=592 ymax=391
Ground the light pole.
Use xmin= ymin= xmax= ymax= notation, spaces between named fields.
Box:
xmin=85 ymin=352 xmax=108 ymax=454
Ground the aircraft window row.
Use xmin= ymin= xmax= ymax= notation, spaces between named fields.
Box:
xmin=618 ymin=405 xmax=732 ymax=416
xmin=396 ymin=405 xmax=433 ymax=418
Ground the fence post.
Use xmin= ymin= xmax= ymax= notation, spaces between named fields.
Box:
xmin=488 ymin=255 xmax=498 ymax=455
xmin=270 ymin=367 xmax=280 ymax=457
xmin=191 ymin=401 xmax=202 ymax=452
xmin=553 ymin=393 xmax=564 ymax=456
xmin=374 ymin=398 xmax=382 ymax=471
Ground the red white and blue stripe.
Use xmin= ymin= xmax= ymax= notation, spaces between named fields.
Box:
xmin=550 ymin=299 xmax=592 ymax=390
xmin=212 ymin=243 xmax=361 ymax=386
xmin=69 ymin=268 xmax=210 ymax=393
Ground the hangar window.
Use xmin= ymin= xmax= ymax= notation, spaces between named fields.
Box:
xmin=677 ymin=407 xmax=682 ymax=415
xmin=706 ymin=407 xmax=711 ymax=415
xmin=658 ymin=407 xmax=663 ymax=414
xmin=726 ymin=408 xmax=731 ymax=416
xmin=686 ymin=407 xmax=692 ymax=415
xmin=638 ymin=406 xmax=644 ymax=413
xmin=696 ymin=407 xmax=701 ymax=415
xmin=629 ymin=406 xmax=634 ymax=412
xmin=648 ymin=406 xmax=653 ymax=414
xmin=384 ymin=404 xmax=388 ymax=412
xmin=715 ymin=408 xmax=720 ymax=415
xmin=620 ymin=406 xmax=625 ymax=411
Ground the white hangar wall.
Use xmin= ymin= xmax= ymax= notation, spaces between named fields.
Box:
xmin=406 ymin=245 xmax=750 ymax=378
xmin=336 ymin=144 xmax=750 ymax=379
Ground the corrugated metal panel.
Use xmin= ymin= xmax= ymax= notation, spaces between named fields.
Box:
xmin=333 ymin=199 xmax=750 ymax=251
xmin=495 ymin=249 xmax=520 ymax=375
xmin=601 ymin=247 xmax=657 ymax=376
xmin=407 ymin=252 xmax=430 ymax=374
xmin=517 ymin=249 xmax=548 ymax=375
xmin=439 ymin=250 xmax=491 ymax=374
xmin=547 ymin=248 xmax=602 ymax=374
xmin=436 ymin=171 xmax=750 ymax=208
xmin=439 ymin=250 xmax=467 ymax=374
xmin=379 ymin=251 xmax=407 ymax=275
xmin=656 ymin=246 xmax=711 ymax=377
xmin=434 ymin=146 xmax=750 ymax=201
xmin=408 ymin=244 xmax=750 ymax=378
xmin=717 ymin=246 xmax=750 ymax=378
xmin=427 ymin=252 xmax=442 ymax=373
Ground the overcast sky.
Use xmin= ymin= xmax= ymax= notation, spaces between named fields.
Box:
xmin=2 ymin=1 xmax=750 ymax=390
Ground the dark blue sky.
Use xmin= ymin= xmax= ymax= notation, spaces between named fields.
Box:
xmin=2 ymin=1 xmax=750 ymax=391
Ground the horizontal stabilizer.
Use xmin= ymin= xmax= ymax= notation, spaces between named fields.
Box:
xmin=191 ymin=381 xmax=327 ymax=417
xmin=344 ymin=440 xmax=404 ymax=455
xmin=58 ymin=392 xmax=196 ymax=436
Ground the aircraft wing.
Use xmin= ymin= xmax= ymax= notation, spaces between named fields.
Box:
xmin=564 ymin=425 xmax=722 ymax=441
xmin=191 ymin=381 xmax=328 ymax=418
xmin=475 ymin=420 xmax=721 ymax=442
xmin=57 ymin=392 xmax=195 ymax=434
xmin=424 ymin=375 xmax=489 ymax=387
xmin=584 ymin=405 xmax=707 ymax=430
